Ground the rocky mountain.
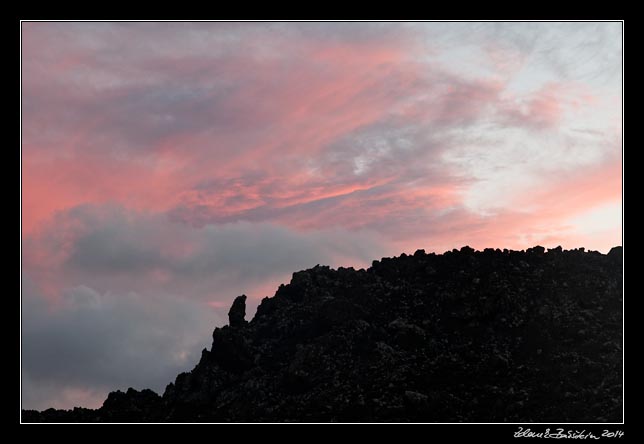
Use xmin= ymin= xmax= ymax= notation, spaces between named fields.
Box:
xmin=22 ymin=246 xmax=623 ymax=422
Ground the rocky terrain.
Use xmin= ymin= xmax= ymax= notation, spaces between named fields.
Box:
xmin=22 ymin=245 xmax=623 ymax=422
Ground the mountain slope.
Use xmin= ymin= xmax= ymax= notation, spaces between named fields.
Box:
xmin=22 ymin=245 xmax=623 ymax=422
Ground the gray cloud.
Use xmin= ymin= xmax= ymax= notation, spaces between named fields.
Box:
xmin=421 ymin=22 xmax=622 ymax=84
xmin=21 ymin=274 xmax=215 ymax=410
xmin=49 ymin=204 xmax=388 ymax=281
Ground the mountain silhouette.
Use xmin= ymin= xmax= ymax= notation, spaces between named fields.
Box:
xmin=22 ymin=245 xmax=623 ymax=422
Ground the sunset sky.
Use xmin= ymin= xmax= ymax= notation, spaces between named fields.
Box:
xmin=21 ymin=21 xmax=622 ymax=410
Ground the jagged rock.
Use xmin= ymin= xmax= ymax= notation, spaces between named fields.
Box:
xmin=210 ymin=326 xmax=253 ymax=373
xmin=608 ymin=246 xmax=623 ymax=260
xmin=528 ymin=245 xmax=545 ymax=255
xmin=404 ymin=390 xmax=429 ymax=405
xmin=460 ymin=245 xmax=475 ymax=254
xmin=228 ymin=295 xmax=247 ymax=327
xmin=23 ymin=246 xmax=623 ymax=423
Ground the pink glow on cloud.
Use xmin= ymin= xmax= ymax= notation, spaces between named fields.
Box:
xmin=498 ymin=82 xmax=598 ymax=131
xmin=21 ymin=31 xmax=621 ymax=276
xmin=49 ymin=386 xmax=108 ymax=411
xmin=390 ymin=156 xmax=622 ymax=255
xmin=21 ymin=23 xmax=622 ymax=275
xmin=22 ymin=33 xmax=425 ymax=234
xmin=22 ymin=152 xmax=183 ymax=235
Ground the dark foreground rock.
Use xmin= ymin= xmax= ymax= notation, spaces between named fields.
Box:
xmin=22 ymin=246 xmax=623 ymax=422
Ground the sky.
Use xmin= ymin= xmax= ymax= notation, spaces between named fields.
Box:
xmin=21 ymin=21 xmax=622 ymax=410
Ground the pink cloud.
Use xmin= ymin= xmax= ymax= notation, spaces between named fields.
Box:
xmin=498 ymin=82 xmax=597 ymax=130
xmin=22 ymin=30 xmax=428 ymax=234
xmin=22 ymin=23 xmax=621 ymax=266
xmin=391 ymin=156 xmax=622 ymax=254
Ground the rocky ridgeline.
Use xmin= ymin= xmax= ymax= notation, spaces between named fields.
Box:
xmin=23 ymin=246 xmax=623 ymax=422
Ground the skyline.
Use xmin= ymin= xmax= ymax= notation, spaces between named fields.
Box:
xmin=21 ymin=21 xmax=622 ymax=410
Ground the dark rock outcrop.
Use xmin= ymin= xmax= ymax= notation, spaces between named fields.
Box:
xmin=228 ymin=295 xmax=247 ymax=328
xmin=22 ymin=246 xmax=623 ymax=423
